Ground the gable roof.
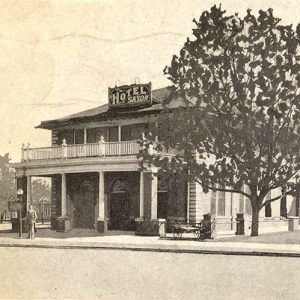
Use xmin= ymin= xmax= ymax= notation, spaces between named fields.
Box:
xmin=36 ymin=86 xmax=187 ymax=129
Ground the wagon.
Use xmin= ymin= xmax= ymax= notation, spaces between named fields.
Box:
xmin=172 ymin=219 xmax=216 ymax=240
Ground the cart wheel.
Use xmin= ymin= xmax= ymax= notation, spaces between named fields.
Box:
xmin=199 ymin=232 xmax=206 ymax=241
xmin=195 ymin=230 xmax=201 ymax=239
xmin=173 ymin=228 xmax=182 ymax=239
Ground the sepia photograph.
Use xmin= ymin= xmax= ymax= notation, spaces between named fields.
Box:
xmin=0 ymin=0 xmax=300 ymax=299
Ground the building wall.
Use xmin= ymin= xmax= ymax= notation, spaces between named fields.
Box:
xmin=51 ymin=130 xmax=59 ymax=146
xmin=189 ymin=182 xmax=210 ymax=223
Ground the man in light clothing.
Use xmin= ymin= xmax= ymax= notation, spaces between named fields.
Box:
xmin=26 ymin=205 xmax=37 ymax=239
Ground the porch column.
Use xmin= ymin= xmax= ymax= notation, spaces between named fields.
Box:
xmin=97 ymin=171 xmax=107 ymax=232
xmin=98 ymin=171 xmax=105 ymax=219
xmin=26 ymin=176 xmax=31 ymax=211
xmin=139 ymin=171 xmax=144 ymax=219
xmin=61 ymin=173 xmax=67 ymax=216
xmin=151 ymin=172 xmax=158 ymax=219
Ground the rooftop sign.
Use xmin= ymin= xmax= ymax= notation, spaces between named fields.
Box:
xmin=108 ymin=83 xmax=152 ymax=107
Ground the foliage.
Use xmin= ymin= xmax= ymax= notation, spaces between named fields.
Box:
xmin=31 ymin=179 xmax=51 ymax=206
xmin=141 ymin=6 xmax=300 ymax=236
xmin=0 ymin=152 xmax=51 ymax=220
xmin=0 ymin=154 xmax=15 ymax=214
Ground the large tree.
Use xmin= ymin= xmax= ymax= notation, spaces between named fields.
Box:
xmin=141 ymin=6 xmax=300 ymax=236
xmin=0 ymin=154 xmax=15 ymax=217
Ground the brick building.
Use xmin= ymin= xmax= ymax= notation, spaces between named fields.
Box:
xmin=12 ymin=83 xmax=299 ymax=234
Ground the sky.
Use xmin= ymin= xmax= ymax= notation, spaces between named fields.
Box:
xmin=0 ymin=0 xmax=299 ymax=162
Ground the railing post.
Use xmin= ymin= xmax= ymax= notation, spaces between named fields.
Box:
xmin=61 ymin=139 xmax=68 ymax=158
xmin=98 ymin=136 xmax=105 ymax=156
xmin=21 ymin=143 xmax=25 ymax=162
xmin=83 ymin=143 xmax=87 ymax=157
xmin=27 ymin=143 xmax=31 ymax=161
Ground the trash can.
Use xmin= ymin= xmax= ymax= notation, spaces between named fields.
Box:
xmin=236 ymin=213 xmax=245 ymax=235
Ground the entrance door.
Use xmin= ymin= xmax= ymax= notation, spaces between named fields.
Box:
xmin=74 ymin=180 xmax=95 ymax=229
xmin=109 ymin=192 xmax=130 ymax=230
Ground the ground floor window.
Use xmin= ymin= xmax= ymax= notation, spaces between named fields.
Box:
xmin=265 ymin=192 xmax=272 ymax=217
xmin=217 ymin=188 xmax=225 ymax=216
xmin=245 ymin=198 xmax=252 ymax=215
xmin=296 ymin=194 xmax=300 ymax=217
xmin=157 ymin=176 xmax=168 ymax=219
xmin=280 ymin=192 xmax=287 ymax=218
xmin=157 ymin=192 xmax=168 ymax=219
xmin=239 ymin=185 xmax=252 ymax=215
xmin=210 ymin=184 xmax=225 ymax=216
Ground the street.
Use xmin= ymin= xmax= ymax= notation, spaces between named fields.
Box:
xmin=0 ymin=247 xmax=299 ymax=299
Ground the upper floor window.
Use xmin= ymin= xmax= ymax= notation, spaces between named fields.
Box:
xmin=121 ymin=124 xmax=148 ymax=141
xmin=58 ymin=129 xmax=74 ymax=145
xmin=74 ymin=129 xmax=84 ymax=144
xmin=58 ymin=123 xmax=150 ymax=145
xmin=58 ymin=129 xmax=84 ymax=145
xmin=87 ymin=127 xmax=108 ymax=143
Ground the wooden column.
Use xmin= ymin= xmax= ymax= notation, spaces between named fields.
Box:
xmin=151 ymin=173 xmax=158 ymax=219
xmin=61 ymin=173 xmax=67 ymax=216
xmin=139 ymin=171 xmax=144 ymax=219
xmin=98 ymin=171 xmax=105 ymax=220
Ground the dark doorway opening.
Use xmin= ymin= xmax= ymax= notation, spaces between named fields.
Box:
xmin=109 ymin=192 xmax=130 ymax=230
xmin=108 ymin=179 xmax=131 ymax=231
xmin=74 ymin=180 xmax=95 ymax=229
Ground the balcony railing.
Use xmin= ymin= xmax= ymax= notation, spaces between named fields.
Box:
xmin=21 ymin=140 xmax=141 ymax=161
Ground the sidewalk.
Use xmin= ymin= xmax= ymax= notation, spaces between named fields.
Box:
xmin=0 ymin=226 xmax=300 ymax=257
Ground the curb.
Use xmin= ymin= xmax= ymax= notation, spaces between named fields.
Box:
xmin=0 ymin=242 xmax=299 ymax=258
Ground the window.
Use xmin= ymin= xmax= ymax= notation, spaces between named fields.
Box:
xmin=74 ymin=129 xmax=84 ymax=144
xmin=87 ymin=127 xmax=108 ymax=143
xmin=239 ymin=185 xmax=252 ymax=215
xmin=217 ymin=188 xmax=225 ymax=216
xmin=121 ymin=124 xmax=147 ymax=141
xmin=58 ymin=129 xmax=74 ymax=145
xmin=210 ymin=188 xmax=217 ymax=216
xmin=296 ymin=194 xmax=300 ymax=217
xmin=245 ymin=198 xmax=252 ymax=215
xmin=280 ymin=195 xmax=287 ymax=217
xmin=264 ymin=192 xmax=272 ymax=217
xmin=210 ymin=184 xmax=225 ymax=216
xmin=121 ymin=125 xmax=131 ymax=141
xmin=239 ymin=192 xmax=244 ymax=213
xmin=108 ymin=126 xmax=118 ymax=142
xmin=157 ymin=176 xmax=169 ymax=219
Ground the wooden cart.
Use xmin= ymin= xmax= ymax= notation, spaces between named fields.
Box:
xmin=172 ymin=220 xmax=216 ymax=240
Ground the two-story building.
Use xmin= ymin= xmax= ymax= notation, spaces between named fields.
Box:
xmin=12 ymin=83 xmax=299 ymax=235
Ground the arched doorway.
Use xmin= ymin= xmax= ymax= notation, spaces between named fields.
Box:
xmin=108 ymin=178 xmax=130 ymax=231
xmin=74 ymin=180 xmax=95 ymax=228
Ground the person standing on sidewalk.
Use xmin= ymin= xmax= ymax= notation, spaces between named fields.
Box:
xmin=26 ymin=205 xmax=37 ymax=239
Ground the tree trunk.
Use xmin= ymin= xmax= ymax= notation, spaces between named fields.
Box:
xmin=251 ymin=205 xmax=260 ymax=236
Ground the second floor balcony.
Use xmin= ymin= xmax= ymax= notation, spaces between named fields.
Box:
xmin=21 ymin=139 xmax=141 ymax=162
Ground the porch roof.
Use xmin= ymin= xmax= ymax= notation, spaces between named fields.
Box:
xmin=36 ymin=86 xmax=188 ymax=129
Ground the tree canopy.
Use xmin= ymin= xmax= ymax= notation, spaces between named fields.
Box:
xmin=0 ymin=153 xmax=15 ymax=215
xmin=140 ymin=6 xmax=300 ymax=235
